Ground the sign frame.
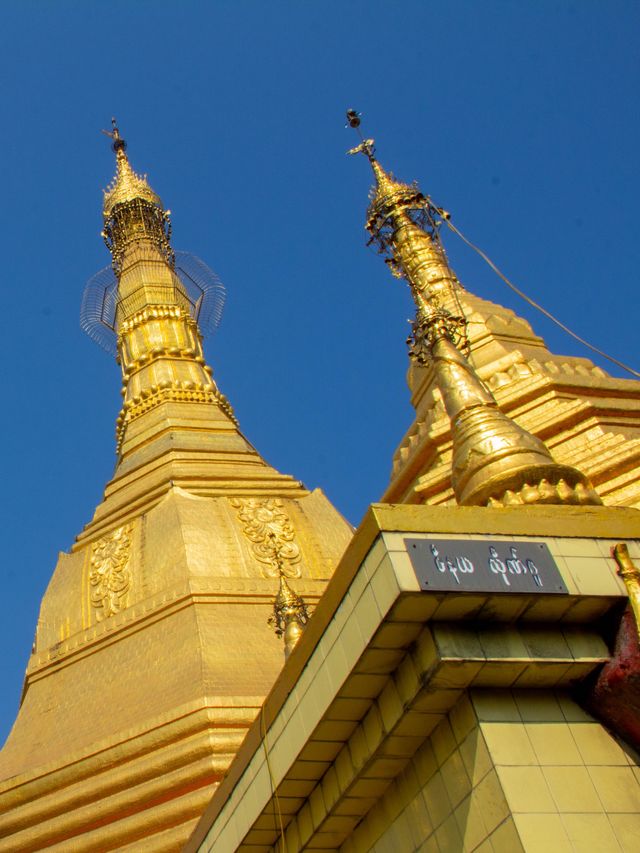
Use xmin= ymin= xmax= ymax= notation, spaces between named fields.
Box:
xmin=404 ymin=537 xmax=568 ymax=594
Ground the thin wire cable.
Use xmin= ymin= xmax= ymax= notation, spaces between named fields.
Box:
xmin=260 ymin=705 xmax=287 ymax=853
xmin=439 ymin=215 xmax=640 ymax=379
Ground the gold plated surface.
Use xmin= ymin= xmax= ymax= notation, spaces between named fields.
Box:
xmin=89 ymin=522 xmax=134 ymax=620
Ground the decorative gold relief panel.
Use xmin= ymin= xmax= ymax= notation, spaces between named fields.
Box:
xmin=89 ymin=523 xmax=134 ymax=620
xmin=230 ymin=498 xmax=301 ymax=578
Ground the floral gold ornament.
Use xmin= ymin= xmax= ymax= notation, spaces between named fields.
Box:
xmin=348 ymin=112 xmax=601 ymax=508
xmin=229 ymin=502 xmax=309 ymax=654
xmin=89 ymin=524 xmax=134 ymax=620
xmin=230 ymin=498 xmax=301 ymax=578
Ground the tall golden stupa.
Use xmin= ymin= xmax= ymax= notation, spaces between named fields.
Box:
xmin=0 ymin=124 xmax=352 ymax=850
xmin=2 ymin=118 xmax=640 ymax=852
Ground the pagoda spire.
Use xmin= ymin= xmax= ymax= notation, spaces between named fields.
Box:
xmin=99 ymin=121 xmax=235 ymax=455
xmin=70 ymin=122 xmax=307 ymax=540
xmin=347 ymin=114 xmax=601 ymax=507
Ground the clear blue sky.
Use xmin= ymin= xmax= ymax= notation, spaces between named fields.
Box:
xmin=0 ymin=1 xmax=638 ymax=744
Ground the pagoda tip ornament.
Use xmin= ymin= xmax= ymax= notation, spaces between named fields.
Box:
xmin=347 ymin=110 xmax=602 ymax=508
xmin=102 ymin=119 xmax=163 ymax=216
xmin=101 ymin=119 xmax=173 ymax=276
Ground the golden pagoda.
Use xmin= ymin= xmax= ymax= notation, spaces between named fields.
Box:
xmin=0 ymin=124 xmax=352 ymax=851
xmin=2 ymin=117 xmax=640 ymax=853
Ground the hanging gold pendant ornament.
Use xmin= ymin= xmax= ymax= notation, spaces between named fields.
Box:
xmin=268 ymin=573 xmax=310 ymax=659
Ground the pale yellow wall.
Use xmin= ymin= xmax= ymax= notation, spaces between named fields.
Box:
xmin=343 ymin=690 xmax=640 ymax=852
xmin=189 ymin=512 xmax=640 ymax=852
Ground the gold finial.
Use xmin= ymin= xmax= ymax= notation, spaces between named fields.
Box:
xmin=346 ymin=110 xmax=422 ymax=226
xmin=101 ymin=119 xmax=173 ymax=276
xmin=347 ymin=110 xmax=602 ymax=508
xmin=612 ymin=544 xmax=640 ymax=641
xmin=102 ymin=118 xmax=163 ymax=217
xmin=265 ymin=533 xmax=309 ymax=658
